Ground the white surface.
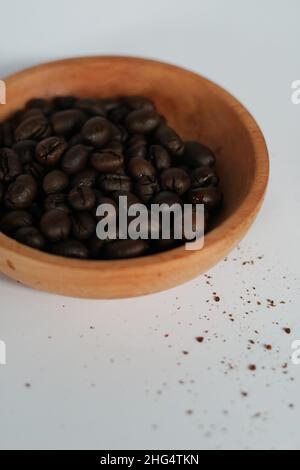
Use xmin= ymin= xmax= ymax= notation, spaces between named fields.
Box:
xmin=0 ymin=0 xmax=300 ymax=450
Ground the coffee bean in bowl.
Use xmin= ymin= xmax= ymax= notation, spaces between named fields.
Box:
xmin=0 ymin=94 xmax=222 ymax=261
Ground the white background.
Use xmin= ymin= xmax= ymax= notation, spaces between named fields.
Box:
xmin=0 ymin=0 xmax=300 ymax=450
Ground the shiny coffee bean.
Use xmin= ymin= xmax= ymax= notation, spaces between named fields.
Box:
xmin=15 ymin=116 xmax=51 ymax=142
xmin=187 ymin=187 xmax=222 ymax=209
xmin=184 ymin=142 xmax=216 ymax=167
xmin=125 ymin=109 xmax=161 ymax=134
xmin=68 ymin=187 xmax=96 ymax=211
xmin=0 ymin=210 xmax=32 ymax=234
xmin=20 ymin=108 xmax=44 ymax=122
xmin=71 ymin=168 xmax=98 ymax=188
xmin=128 ymin=157 xmax=156 ymax=179
xmin=190 ymin=167 xmax=219 ymax=188
xmin=155 ymin=124 xmax=184 ymax=156
xmin=51 ymin=109 xmax=86 ymax=136
xmin=61 ymin=144 xmax=91 ymax=175
xmin=0 ymin=148 xmax=22 ymax=183
xmin=52 ymin=240 xmax=89 ymax=259
xmin=13 ymin=140 xmax=36 ymax=164
xmin=36 ymin=136 xmax=68 ymax=166
xmin=43 ymin=170 xmax=69 ymax=194
xmin=81 ymin=117 xmax=112 ymax=148
xmin=98 ymin=174 xmax=132 ymax=193
xmin=5 ymin=174 xmax=37 ymax=209
xmin=40 ymin=209 xmax=71 ymax=241
xmin=134 ymin=175 xmax=160 ymax=202
xmin=90 ymin=150 xmax=124 ymax=173
xmin=105 ymin=239 xmax=149 ymax=259
xmin=148 ymin=145 xmax=171 ymax=171
xmin=160 ymin=168 xmax=190 ymax=195
xmin=71 ymin=212 xmax=96 ymax=240
xmin=44 ymin=193 xmax=70 ymax=213
xmin=14 ymin=226 xmax=45 ymax=250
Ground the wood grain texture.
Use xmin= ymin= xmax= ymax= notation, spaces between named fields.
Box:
xmin=0 ymin=56 xmax=269 ymax=298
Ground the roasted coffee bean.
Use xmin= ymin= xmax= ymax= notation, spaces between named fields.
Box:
xmin=14 ymin=226 xmax=45 ymax=250
xmin=53 ymin=96 xmax=76 ymax=110
xmin=43 ymin=170 xmax=69 ymax=194
xmin=110 ymin=124 xmax=128 ymax=143
xmin=148 ymin=145 xmax=171 ymax=171
xmin=68 ymin=186 xmax=96 ymax=211
xmin=105 ymin=239 xmax=149 ymax=259
xmin=90 ymin=150 xmax=124 ymax=173
xmin=98 ymin=174 xmax=132 ymax=193
xmin=40 ymin=209 xmax=71 ymax=241
xmin=155 ymin=124 xmax=184 ymax=156
xmin=71 ymin=168 xmax=98 ymax=188
xmin=126 ymin=142 xmax=148 ymax=159
xmin=5 ymin=174 xmax=37 ymax=209
xmin=0 ymin=148 xmax=22 ymax=183
xmin=81 ymin=117 xmax=112 ymax=148
xmin=134 ymin=175 xmax=160 ymax=202
xmin=52 ymin=240 xmax=89 ymax=259
xmin=13 ymin=140 xmax=36 ymax=164
xmin=0 ymin=210 xmax=32 ymax=234
xmin=71 ymin=212 xmax=96 ymax=240
xmin=61 ymin=144 xmax=91 ymax=175
xmin=184 ymin=142 xmax=216 ymax=167
xmin=36 ymin=136 xmax=68 ymax=166
xmin=125 ymin=109 xmax=161 ymax=134
xmin=51 ymin=109 xmax=86 ymax=136
xmin=152 ymin=190 xmax=182 ymax=207
xmin=128 ymin=157 xmax=155 ymax=179
xmin=75 ymin=98 xmax=106 ymax=117
xmin=24 ymin=161 xmax=46 ymax=179
xmin=122 ymin=96 xmax=155 ymax=111
xmin=44 ymin=193 xmax=70 ymax=213
xmin=160 ymin=168 xmax=190 ymax=195
xmin=190 ymin=167 xmax=219 ymax=188
xmin=187 ymin=187 xmax=222 ymax=209
xmin=15 ymin=116 xmax=51 ymax=142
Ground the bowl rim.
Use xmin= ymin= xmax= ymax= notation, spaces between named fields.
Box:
xmin=0 ymin=55 xmax=269 ymax=270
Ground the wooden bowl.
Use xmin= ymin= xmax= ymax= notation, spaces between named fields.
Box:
xmin=0 ymin=57 xmax=269 ymax=298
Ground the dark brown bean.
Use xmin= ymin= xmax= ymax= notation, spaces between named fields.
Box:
xmin=36 ymin=136 xmax=68 ymax=166
xmin=0 ymin=210 xmax=33 ymax=234
xmin=128 ymin=157 xmax=156 ymax=179
xmin=40 ymin=209 xmax=71 ymax=241
xmin=160 ymin=168 xmax=191 ymax=195
xmin=15 ymin=116 xmax=51 ymax=142
xmin=0 ymin=148 xmax=22 ymax=183
xmin=43 ymin=170 xmax=69 ymax=194
xmin=14 ymin=226 xmax=46 ymax=250
xmin=68 ymin=187 xmax=96 ymax=211
xmin=184 ymin=142 xmax=216 ymax=167
xmin=155 ymin=124 xmax=184 ymax=156
xmin=81 ymin=117 xmax=112 ymax=148
xmin=5 ymin=174 xmax=38 ymax=209
xmin=51 ymin=109 xmax=86 ymax=136
xmin=187 ymin=187 xmax=222 ymax=209
xmin=61 ymin=144 xmax=91 ymax=175
xmin=52 ymin=240 xmax=89 ymax=259
xmin=125 ymin=109 xmax=161 ymax=134
xmin=90 ymin=150 xmax=124 ymax=173
xmin=105 ymin=239 xmax=149 ymax=259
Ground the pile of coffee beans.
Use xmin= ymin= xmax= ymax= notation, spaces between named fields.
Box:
xmin=0 ymin=95 xmax=222 ymax=259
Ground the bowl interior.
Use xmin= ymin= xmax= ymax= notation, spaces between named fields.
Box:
xmin=2 ymin=57 xmax=258 ymax=230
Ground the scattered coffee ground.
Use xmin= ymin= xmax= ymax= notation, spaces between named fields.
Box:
xmin=195 ymin=336 xmax=204 ymax=343
xmin=264 ymin=344 xmax=272 ymax=351
xmin=283 ymin=327 xmax=291 ymax=335
xmin=248 ymin=364 xmax=257 ymax=372
xmin=0 ymin=95 xmax=223 ymax=259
